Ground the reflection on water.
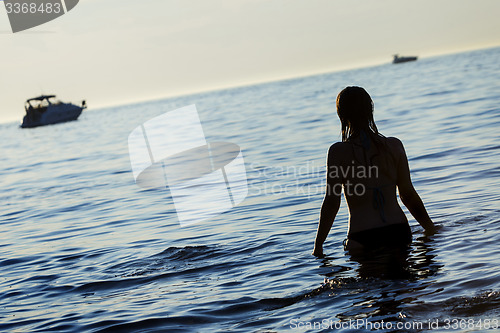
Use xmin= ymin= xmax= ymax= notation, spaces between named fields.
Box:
xmin=312 ymin=234 xmax=442 ymax=324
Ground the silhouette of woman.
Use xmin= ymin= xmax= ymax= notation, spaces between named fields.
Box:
xmin=313 ymin=86 xmax=436 ymax=257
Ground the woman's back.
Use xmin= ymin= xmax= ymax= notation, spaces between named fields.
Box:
xmin=329 ymin=135 xmax=408 ymax=234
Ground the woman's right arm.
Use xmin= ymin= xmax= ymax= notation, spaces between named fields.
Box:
xmin=393 ymin=138 xmax=436 ymax=234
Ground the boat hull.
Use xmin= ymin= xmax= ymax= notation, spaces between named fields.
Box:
xmin=393 ymin=56 xmax=418 ymax=64
xmin=21 ymin=103 xmax=83 ymax=128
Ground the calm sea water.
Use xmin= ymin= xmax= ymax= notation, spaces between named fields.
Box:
xmin=1 ymin=47 xmax=499 ymax=332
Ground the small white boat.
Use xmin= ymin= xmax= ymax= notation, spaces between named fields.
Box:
xmin=21 ymin=95 xmax=87 ymax=128
xmin=393 ymin=54 xmax=418 ymax=64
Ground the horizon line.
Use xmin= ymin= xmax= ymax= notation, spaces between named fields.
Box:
xmin=1 ymin=43 xmax=499 ymax=125
xmin=85 ymin=43 xmax=500 ymax=113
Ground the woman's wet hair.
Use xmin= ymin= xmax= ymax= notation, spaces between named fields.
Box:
xmin=336 ymin=86 xmax=397 ymax=171
xmin=336 ymin=86 xmax=380 ymax=142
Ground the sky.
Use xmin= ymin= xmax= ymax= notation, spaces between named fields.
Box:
xmin=1 ymin=0 xmax=500 ymax=123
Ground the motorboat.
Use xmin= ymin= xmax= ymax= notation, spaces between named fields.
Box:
xmin=21 ymin=95 xmax=87 ymax=128
xmin=392 ymin=54 xmax=418 ymax=64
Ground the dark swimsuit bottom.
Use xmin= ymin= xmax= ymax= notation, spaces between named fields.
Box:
xmin=347 ymin=223 xmax=412 ymax=250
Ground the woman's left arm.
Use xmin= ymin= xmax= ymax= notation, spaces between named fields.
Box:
xmin=313 ymin=144 xmax=342 ymax=257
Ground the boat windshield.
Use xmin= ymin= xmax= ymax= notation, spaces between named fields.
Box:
xmin=26 ymin=95 xmax=60 ymax=109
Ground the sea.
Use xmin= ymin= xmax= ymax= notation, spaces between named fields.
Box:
xmin=1 ymin=46 xmax=499 ymax=332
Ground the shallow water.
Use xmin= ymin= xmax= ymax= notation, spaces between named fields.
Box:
xmin=1 ymin=47 xmax=499 ymax=332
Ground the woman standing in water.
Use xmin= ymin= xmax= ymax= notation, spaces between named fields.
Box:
xmin=313 ymin=86 xmax=436 ymax=257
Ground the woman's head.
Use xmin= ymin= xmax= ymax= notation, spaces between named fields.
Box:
xmin=336 ymin=86 xmax=379 ymax=142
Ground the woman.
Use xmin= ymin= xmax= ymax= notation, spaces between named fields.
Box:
xmin=313 ymin=86 xmax=436 ymax=257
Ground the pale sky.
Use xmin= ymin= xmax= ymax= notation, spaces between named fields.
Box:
xmin=1 ymin=0 xmax=499 ymax=123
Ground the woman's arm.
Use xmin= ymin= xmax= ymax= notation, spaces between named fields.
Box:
xmin=313 ymin=193 xmax=340 ymax=257
xmin=313 ymin=144 xmax=342 ymax=257
xmin=393 ymin=138 xmax=436 ymax=234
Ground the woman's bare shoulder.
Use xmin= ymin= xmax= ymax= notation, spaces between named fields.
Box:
xmin=385 ymin=136 xmax=405 ymax=153
xmin=327 ymin=142 xmax=351 ymax=165
xmin=328 ymin=141 xmax=351 ymax=154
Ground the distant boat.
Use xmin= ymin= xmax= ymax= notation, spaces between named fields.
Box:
xmin=21 ymin=95 xmax=87 ymax=128
xmin=392 ymin=54 xmax=418 ymax=64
